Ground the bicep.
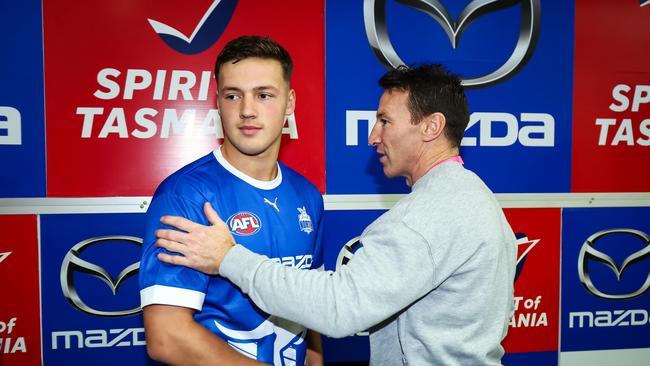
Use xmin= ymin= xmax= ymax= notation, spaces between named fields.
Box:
xmin=140 ymin=192 xmax=211 ymax=302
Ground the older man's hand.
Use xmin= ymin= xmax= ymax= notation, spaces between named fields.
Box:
xmin=156 ymin=202 xmax=234 ymax=275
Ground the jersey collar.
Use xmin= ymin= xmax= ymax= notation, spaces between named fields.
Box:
xmin=213 ymin=146 xmax=282 ymax=190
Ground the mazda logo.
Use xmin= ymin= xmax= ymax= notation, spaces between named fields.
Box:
xmin=336 ymin=236 xmax=364 ymax=270
xmin=335 ymin=236 xmax=369 ymax=336
xmin=363 ymin=0 xmax=541 ymax=88
xmin=578 ymin=229 xmax=650 ymax=300
xmin=60 ymin=236 xmax=142 ymax=317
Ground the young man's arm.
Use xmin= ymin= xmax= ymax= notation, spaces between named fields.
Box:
xmin=144 ymin=304 xmax=267 ymax=365
xmin=141 ymin=191 xmax=267 ymax=365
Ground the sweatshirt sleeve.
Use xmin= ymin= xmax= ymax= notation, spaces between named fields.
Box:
xmin=219 ymin=219 xmax=436 ymax=338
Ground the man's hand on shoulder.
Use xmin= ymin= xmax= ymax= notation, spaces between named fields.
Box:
xmin=156 ymin=202 xmax=235 ymax=274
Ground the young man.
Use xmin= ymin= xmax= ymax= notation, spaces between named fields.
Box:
xmin=139 ymin=36 xmax=324 ymax=366
xmin=156 ymin=64 xmax=517 ymax=365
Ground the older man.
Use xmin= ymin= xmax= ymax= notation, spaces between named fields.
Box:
xmin=156 ymin=64 xmax=517 ymax=365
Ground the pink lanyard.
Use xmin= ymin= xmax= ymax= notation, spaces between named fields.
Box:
xmin=430 ymin=155 xmax=464 ymax=170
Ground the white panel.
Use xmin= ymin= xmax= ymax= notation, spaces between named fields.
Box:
xmin=560 ymin=348 xmax=650 ymax=366
xmin=1 ymin=193 xmax=650 ymax=214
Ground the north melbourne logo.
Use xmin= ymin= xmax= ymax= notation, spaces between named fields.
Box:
xmin=148 ymin=0 xmax=238 ymax=54
xmin=297 ymin=207 xmax=313 ymax=234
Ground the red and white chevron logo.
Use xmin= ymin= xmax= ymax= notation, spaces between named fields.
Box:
xmin=0 ymin=251 xmax=12 ymax=264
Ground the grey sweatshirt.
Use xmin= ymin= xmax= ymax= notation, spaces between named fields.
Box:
xmin=220 ymin=162 xmax=517 ymax=365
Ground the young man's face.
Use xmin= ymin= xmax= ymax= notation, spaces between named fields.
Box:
xmin=369 ymin=89 xmax=423 ymax=181
xmin=217 ymin=57 xmax=294 ymax=159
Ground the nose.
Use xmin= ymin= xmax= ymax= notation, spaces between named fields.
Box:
xmin=368 ymin=117 xmax=381 ymax=146
xmin=239 ymin=95 xmax=256 ymax=119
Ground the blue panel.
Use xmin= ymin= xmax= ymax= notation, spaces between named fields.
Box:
xmin=325 ymin=0 xmax=574 ymax=193
xmin=503 ymin=350 xmax=558 ymax=366
xmin=40 ymin=214 xmax=153 ymax=365
xmin=561 ymin=207 xmax=650 ymax=351
xmin=322 ymin=209 xmax=385 ymax=270
xmin=0 ymin=1 xmax=46 ymax=197
xmin=322 ymin=335 xmax=370 ymax=364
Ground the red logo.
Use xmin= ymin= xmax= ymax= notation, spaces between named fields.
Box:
xmin=43 ymin=0 xmax=325 ymax=196
xmin=0 ymin=251 xmax=11 ymax=264
xmin=227 ymin=212 xmax=262 ymax=236
xmin=0 ymin=215 xmax=41 ymax=364
xmin=502 ymin=208 xmax=561 ymax=354
xmin=571 ymin=0 xmax=650 ymax=192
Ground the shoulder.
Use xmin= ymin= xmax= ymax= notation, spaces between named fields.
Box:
xmin=388 ymin=164 xmax=510 ymax=260
xmin=152 ymin=152 xmax=218 ymax=201
xmin=418 ymin=164 xmax=494 ymax=205
xmin=396 ymin=164 xmax=501 ymax=228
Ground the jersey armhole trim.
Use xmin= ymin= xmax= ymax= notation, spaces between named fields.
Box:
xmin=140 ymin=285 xmax=205 ymax=311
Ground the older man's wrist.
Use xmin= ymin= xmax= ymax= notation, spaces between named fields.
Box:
xmin=219 ymin=244 xmax=244 ymax=276
xmin=219 ymin=244 xmax=266 ymax=291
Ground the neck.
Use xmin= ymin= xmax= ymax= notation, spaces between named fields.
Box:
xmin=406 ymin=146 xmax=460 ymax=187
xmin=220 ymin=141 xmax=279 ymax=181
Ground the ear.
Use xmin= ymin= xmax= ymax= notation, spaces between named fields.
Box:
xmin=421 ymin=112 xmax=446 ymax=142
xmin=285 ymin=89 xmax=296 ymax=116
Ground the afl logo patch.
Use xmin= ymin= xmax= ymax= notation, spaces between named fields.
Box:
xmin=227 ymin=212 xmax=262 ymax=236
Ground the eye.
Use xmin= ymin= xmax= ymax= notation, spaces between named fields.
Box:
xmin=379 ymin=118 xmax=389 ymax=126
xmin=258 ymin=93 xmax=273 ymax=100
xmin=224 ymin=94 xmax=240 ymax=101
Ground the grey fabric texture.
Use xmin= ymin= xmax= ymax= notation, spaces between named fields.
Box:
xmin=221 ymin=162 xmax=517 ymax=365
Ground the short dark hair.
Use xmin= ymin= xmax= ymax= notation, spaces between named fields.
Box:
xmin=214 ymin=35 xmax=293 ymax=83
xmin=378 ymin=64 xmax=469 ymax=147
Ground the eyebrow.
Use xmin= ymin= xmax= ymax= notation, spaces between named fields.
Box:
xmin=220 ymin=85 xmax=280 ymax=93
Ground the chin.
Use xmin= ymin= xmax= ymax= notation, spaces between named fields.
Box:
xmin=239 ymin=146 xmax=268 ymax=157
xmin=382 ymin=168 xmax=398 ymax=179
xmin=239 ymin=133 xmax=281 ymax=153
xmin=241 ymin=140 xmax=283 ymax=157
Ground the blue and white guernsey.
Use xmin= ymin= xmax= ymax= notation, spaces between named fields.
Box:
xmin=139 ymin=147 xmax=324 ymax=365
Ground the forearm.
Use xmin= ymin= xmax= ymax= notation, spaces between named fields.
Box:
xmin=144 ymin=305 xmax=266 ymax=365
xmin=220 ymin=233 xmax=435 ymax=338
xmin=151 ymin=321 xmax=256 ymax=365
xmin=222 ymin=249 xmax=372 ymax=337
xmin=306 ymin=330 xmax=323 ymax=366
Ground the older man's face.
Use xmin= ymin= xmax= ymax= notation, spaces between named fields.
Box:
xmin=368 ymin=89 xmax=423 ymax=182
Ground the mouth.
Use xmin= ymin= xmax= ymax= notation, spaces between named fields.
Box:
xmin=239 ymin=125 xmax=262 ymax=136
xmin=376 ymin=149 xmax=387 ymax=164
